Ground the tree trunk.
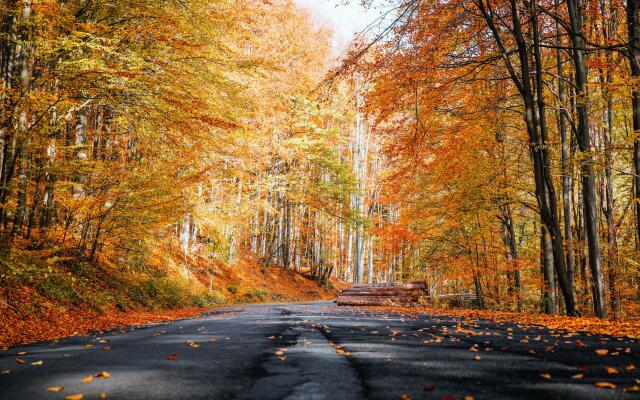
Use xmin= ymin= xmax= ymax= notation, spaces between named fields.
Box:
xmin=501 ymin=204 xmax=522 ymax=311
xmin=627 ymin=0 xmax=640 ymax=249
xmin=541 ymin=224 xmax=558 ymax=314
xmin=566 ymin=0 xmax=606 ymax=317
xmin=11 ymin=134 xmax=27 ymax=234
xmin=367 ymin=235 xmax=373 ymax=284
xmin=555 ymin=5 xmax=577 ymax=304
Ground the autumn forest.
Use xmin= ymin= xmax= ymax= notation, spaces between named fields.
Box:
xmin=1 ymin=0 xmax=640 ymax=351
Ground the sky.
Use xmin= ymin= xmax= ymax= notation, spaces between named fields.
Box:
xmin=294 ymin=0 xmax=387 ymax=53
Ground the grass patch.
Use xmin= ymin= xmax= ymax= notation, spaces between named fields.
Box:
xmin=243 ymin=287 xmax=269 ymax=302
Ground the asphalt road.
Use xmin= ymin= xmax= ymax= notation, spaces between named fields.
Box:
xmin=1 ymin=302 xmax=639 ymax=400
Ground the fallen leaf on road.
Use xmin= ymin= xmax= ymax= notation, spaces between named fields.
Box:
xmin=575 ymin=340 xmax=587 ymax=347
xmin=571 ymin=374 xmax=584 ymax=379
xmin=623 ymin=386 xmax=640 ymax=393
xmin=47 ymin=387 xmax=64 ymax=392
xmin=464 ymin=396 xmax=474 ymax=400
xmin=539 ymin=373 xmax=552 ymax=379
xmin=82 ymin=376 xmax=93 ymax=383
xmin=1 ymin=370 xmax=10 ymax=375
xmin=399 ymin=394 xmax=410 ymax=400
xmin=103 ymin=346 xmax=111 ymax=351
xmin=30 ymin=360 xmax=43 ymax=366
xmin=17 ymin=351 xmax=26 ymax=355
xmin=98 ymin=392 xmax=107 ymax=398
xmin=473 ymin=355 xmax=481 ymax=361
xmin=595 ymin=349 xmax=609 ymax=356
xmin=606 ymin=367 xmax=618 ymax=374
xmin=627 ymin=364 xmax=637 ymax=371
xmin=277 ymin=355 xmax=287 ymax=361
xmin=15 ymin=358 xmax=25 ymax=364
xmin=167 ymin=354 xmax=177 ymax=360
xmin=65 ymin=394 xmax=83 ymax=400
xmin=95 ymin=371 xmax=110 ymax=379
xmin=595 ymin=382 xmax=616 ymax=389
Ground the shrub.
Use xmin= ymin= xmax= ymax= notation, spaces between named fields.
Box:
xmin=244 ymin=287 xmax=269 ymax=302
xmin=226 ymin=284 xmax=238 ymax=294
xmin=189 ymin=293 xmax=208 ymax=307
xmin=131 ymin=277 xmax=186 ymax=309
xmin=207 ymin=290 xmax=227 ymax=304
xmin=37 ymin=274 xmax=77 ymax=304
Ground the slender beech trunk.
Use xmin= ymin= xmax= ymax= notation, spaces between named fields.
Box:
xmin=250 ymin=188 xmax=260 ymax=254
xmin=352 ymin=82 xmax=367 ymax=284
xmin=501 ymin=204 xmax=522 ymax=311
xmin=566 ymin=0 xmax=606 ymax=317
xmin=541 ymin=224 xmax=558 ymax=313
xmin=473 ymin=244 xmax=486 ymax=309
xmin=11 ymin=133 xmax=26 ymax=234
xmin=628 ymin=0 xmax=640 ymax=249
xmin=281 ymin=197 xmax=291 ymax=270
xmin=555 ymin=3 xmax=577 ymax=303
xmin=12 ymin=47 xmax=29 ymax=232
xmin=10 ymin=2 xmax=31 ymax=235
xmin=597 ymin=2 xmax=619 ymax=317
xmin=0 ymin=10 xmax=16 ymax=230
xmin=367 ymin=235 xmax=373 ymax=284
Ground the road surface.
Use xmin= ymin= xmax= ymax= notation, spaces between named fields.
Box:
xmin=1 ymin=302 xmax=639 ymax=399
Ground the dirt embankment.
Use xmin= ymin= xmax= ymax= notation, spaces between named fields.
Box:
xmin=0 ymin=249 xmax=346 ymax=348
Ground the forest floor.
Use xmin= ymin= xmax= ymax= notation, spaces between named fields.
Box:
xmin=0 ymin=243 xmax=345 ymax=348
xmin=368 ymin=306 xmax=640 ymax=339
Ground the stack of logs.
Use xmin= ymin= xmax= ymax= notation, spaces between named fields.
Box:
xmin=335 ymin=282 xmax=429 ymax=307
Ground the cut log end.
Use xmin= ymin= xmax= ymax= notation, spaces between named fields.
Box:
xmin=335 ymin=281 xmax=429 ymax=307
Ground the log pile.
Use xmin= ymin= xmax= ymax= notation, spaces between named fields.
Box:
xmin=335 ymin=282 xmax=429 ymax=307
